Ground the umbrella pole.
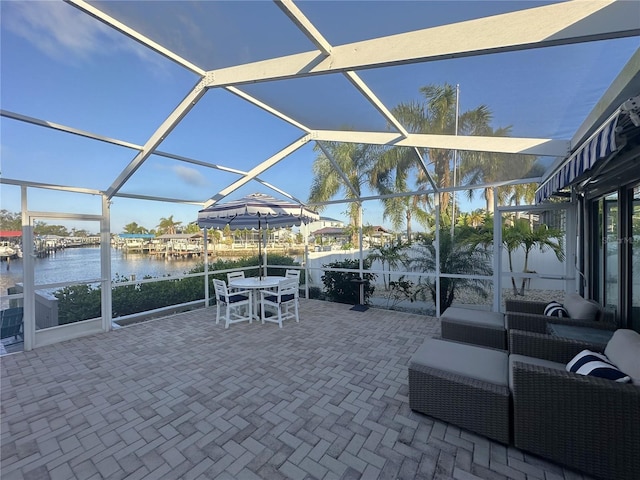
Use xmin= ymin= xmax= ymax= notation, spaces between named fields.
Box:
xmin=258 ymin=219 xmax=262 ymax=280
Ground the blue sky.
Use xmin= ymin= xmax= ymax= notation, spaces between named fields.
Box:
xmin=1 ymin=1 xmax=638 ymax=234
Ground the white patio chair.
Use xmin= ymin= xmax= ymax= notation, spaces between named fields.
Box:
xmin=260 ymin=278 xmax=299 ymax=328
xmin=285 ymin=269 xmax=300 ymax=283
xmin=213 ymin=279 xmax=252 ymax=328
xmin=227 ymin=270 xmax=245 ymax=292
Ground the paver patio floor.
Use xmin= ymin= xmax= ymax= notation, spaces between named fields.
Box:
xmin=1 ymin=300 xmax=594 ymax=479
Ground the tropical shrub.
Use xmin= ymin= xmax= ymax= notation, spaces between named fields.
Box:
xmin=366 ymin=241 xmax=410 ymax=290
xmin=411 ymin=228 xmax=492 ymax=315
xmin=321 ymin=259 xmax=377 ymax=305
xmin=307 ymin=286 xmax=324 ymax=300
xmin=473 ymin=216 xmax=565 ymax=296
xmin=502 ymin=218 xmax=564 ymax=296
xmin=385 ymin=277 xmax=417 ymax=309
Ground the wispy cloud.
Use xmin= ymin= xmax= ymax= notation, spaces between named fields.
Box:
xmin=172 ymin=165 xmax=208 ymax=187
xmin=4 ymin=1 xmax=168 ymax=69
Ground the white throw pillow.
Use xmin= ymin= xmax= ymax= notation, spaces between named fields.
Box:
xmin=566 ymin=349 xmax=631 ymax=383
xmin=544 ymin=301 xmax=568 ymax=317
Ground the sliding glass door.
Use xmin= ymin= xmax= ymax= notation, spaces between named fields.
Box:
xmin=590 ymin=181 xmax=640 ymax=332
xmin=603 ymin=192 xmax=619 ymax=313
xmin=631 ymin=185 xmax=640 ymax=332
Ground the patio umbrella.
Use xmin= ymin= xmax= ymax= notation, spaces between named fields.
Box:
xmin=197 ymin=193 xmax=319 ymax=278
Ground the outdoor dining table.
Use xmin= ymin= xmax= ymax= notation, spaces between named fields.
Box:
xmin=229 ymin=276 xmax=287 ymax=321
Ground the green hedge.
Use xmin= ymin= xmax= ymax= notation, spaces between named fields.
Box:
xmin=321 ymin=259 xmax=377 ymax=305
xmin=54 ymin=254 xmax=302 ymax=323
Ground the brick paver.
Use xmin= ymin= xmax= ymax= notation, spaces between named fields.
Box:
xmin=1 ymin=300 xmax=595 ymax=479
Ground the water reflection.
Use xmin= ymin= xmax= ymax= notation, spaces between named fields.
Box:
xmin=0 ymin=247 xmax=206 ymax=294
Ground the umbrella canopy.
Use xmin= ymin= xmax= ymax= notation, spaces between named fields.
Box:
xmin=197 ymin=193 xmax=319 ymax=279
xmin=197 ymin=193 xmax=319 ymax=230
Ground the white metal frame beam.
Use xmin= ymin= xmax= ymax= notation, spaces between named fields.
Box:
xmin=307 ymin=174 xmax=544 ymax=208
xmin=342 ymin=72 xmax=409 ymax=137
xmin=0 ymin=110 xmax=306 ymax=196
xmin=10 ymin=0 xmax=632 ymax=210
xmin=53 ymin=0 xmax=604 ymax=208
xmin=413 ymin=147 xmax=439 ymax=192
xmin=65 ymin=0 xmax=206 ymax=76
xmin=225 ymin=86 xmax=312 ymax=133
xmin=312 ymin=130 xmax=569 ymax=157
xmin=106 ymin=79 xmax=209 ymax=199
xmin=207 ymin=1 xmax=639 ymax=88
xmin=277 ymin=1 xmax=410 ymax=137
xmin=316 ymin=142 xmax=360 ymax=199
xmin=274 ymin=0 xmax=332 ymax=56
xmin=1 ymin=110 xmax=142 ymax=150
xmin=204 ymin=134 xmax=312 ymax=207
xmin=0 ymin=177 xmax=102 ymax=196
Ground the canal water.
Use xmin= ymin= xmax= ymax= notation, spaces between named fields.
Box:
xmin=0 ymin=247 xmax=206 ymax=295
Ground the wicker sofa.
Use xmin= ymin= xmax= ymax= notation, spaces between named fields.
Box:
xmin=409 ymin=328 xmax=639 ymax=480
xmin=509 ymin=329 xmax=640 ymax=480
xmin=506 ymin=293 xmax=616 ymax=334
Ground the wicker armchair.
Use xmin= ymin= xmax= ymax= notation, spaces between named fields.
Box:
xmin=509 ymin=329 xmax=640 ymax=480
xmin=508 ymin=329 xmax=608 ymax=363
xmin=505 ymin=297 xmax=616 ymax=334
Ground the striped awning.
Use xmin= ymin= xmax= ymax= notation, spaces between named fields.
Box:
xmin=535 ymin=110 xmax=621 ymax=203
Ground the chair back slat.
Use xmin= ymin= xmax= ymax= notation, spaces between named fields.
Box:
xmin=285 ymin=270 xmax=300 ymax=282
xmin=227 ymin=271 xmax=245 ymax=283
xmin=213 ymin=279 xmax=228 ymax=298
xmin=279 ymin=278 xmax=299 ymax=297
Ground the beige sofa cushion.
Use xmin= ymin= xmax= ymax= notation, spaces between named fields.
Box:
xmin=563 ymin=293 xmax=600 ymax=321
xmin=441 ymin=307 xmax=504 ymax=327
xmin=605 ymin=329 xmax=640 ymax=385
xmin=410 ymin=338 xmax=508 ymax=386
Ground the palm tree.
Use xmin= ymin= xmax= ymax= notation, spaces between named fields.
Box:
xmin=183 ymin=223 xmax=201 ymax=234
xmin=366 ymin=241 xmax=410 ymax=290
xmin=308 ymin=141 xmax=379 ymax=248
xmin=223 ymin=224 xmax=233 ymax=247
xmin=474 ymin=216 xmax=565 ymax=296
xmin=503 ymin=163 xmax=545 ymax=207
xmin=506 ymin=183 xmax=536 ymax=206
xmin=373 ymin=83 xmax=499 ymax=229
xmin=372 ymin=146 xmax=432 ymax=242
xmin=507 ymin=218 xmax=565 ymax=295
xmin=458 ymin=123 xmax=513 ymax=212
xmin=123 ymin=222 xmax=149 ymax=234
xmin=157 ymin=215 xmax=182 ymax=235
xmin=382 ymin=195 xmax=431 ymax=242
xmin=411 ymin=227 xmax=493 ymax=314
xmin=467 ymin=209 xmax=487 ymax=227
xmin=206 ymin=228 xmax=221 ymax=252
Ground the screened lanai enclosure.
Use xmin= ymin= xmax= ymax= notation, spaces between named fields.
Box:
xmin=1 ymin=0 xmax=639 ymax=351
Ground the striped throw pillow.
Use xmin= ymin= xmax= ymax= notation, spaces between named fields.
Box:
xmin=544 ymin=301 xmax=569 ymax=317
xmin=566 ymin=350 xmax=632 ymax=383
